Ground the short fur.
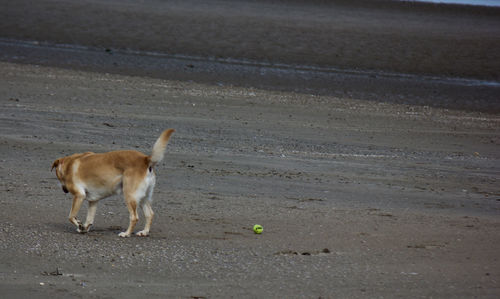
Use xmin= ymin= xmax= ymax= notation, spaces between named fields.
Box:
xmin=52 ymin=129 xmax=174 ymax=237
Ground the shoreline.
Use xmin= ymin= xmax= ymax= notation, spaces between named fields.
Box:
xmin=399 ymin=0 xmax=500 ymax=7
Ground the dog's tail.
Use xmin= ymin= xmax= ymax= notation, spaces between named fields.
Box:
xmin=149 ymin=129 xmax=175 ymax=166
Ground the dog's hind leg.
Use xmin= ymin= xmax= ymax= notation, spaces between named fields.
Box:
xmin=137 ymin=176 xmax=156 ymax=237
xmin=118 ymin=173 xmax=140 ymax=237
xmin=69 ymin=194 xmax=86 ymax=233
xmin=119 ymin=196 xmax=138 ymax=238
xmin=83 ymin=201 xmax=98 ymax=233
xmin=136 ymin=200 xmax=154 ymax=237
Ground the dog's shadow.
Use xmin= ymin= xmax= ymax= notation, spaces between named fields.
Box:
xmin=46 ymin=222 xmax=170 ymax=239
xmin=47 ymin=222 xmax=123 ymax=236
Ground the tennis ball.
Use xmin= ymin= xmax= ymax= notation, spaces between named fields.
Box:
xmin=253 ymin=224 xmax=263 ymax=234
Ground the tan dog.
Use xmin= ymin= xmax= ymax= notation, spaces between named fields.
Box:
xmin=51 ymin=129 xmax=174 ymax=237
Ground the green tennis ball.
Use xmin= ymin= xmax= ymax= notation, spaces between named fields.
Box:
xmin=253 ymin=224 xmax=263 ymax=234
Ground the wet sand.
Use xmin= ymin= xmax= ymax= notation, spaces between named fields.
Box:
xmin=2 ymin=0 xmax=500 ymax=81
xmin=1 ymin=0 xmax=499 ymax=112
xmin=1 ymin=0 xmax=500 ymax=298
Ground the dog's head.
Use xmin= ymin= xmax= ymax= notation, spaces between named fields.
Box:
xmin=51 ymin=157 xmax=69 ymax=193
xmin=51 ymin=157 xmax=63 ymax=177
xmin=52 ymin=152 xmax=94 ymax=194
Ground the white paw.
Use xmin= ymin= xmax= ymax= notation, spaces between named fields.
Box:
xmin=118 ymin=232 xmax=131 ymax=238
xmin=136 ymin=230 xmax=149 ymax=237
xmin=77 ymin=224 xmax=92 ymax=234
xmin=76 ymin=221 xmax=87 ymax=234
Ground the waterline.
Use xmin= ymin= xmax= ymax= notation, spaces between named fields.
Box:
xmin=401 ymin=0 xmax=500 ymax=6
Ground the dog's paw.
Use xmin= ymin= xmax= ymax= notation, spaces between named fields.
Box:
xmin=84 ymin=223 xmax=93 ymax=233
xmin=118 ymin=232 xmax=131 ymax=238
xmin=77 ymin=223 xmax=88 ymax=234
xmin=136 ymin=230 xmax=149 ymax=237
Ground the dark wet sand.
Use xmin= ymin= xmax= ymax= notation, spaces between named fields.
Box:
xmin=1 ymin=0 xmax=499 ymax=112
xmin=1 ymin=0 xmax=500 ymax=298
xmin=2 ymin=0 xmax=500 ymax=80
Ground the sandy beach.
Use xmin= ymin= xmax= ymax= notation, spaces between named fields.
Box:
xmin=1 ymin=0 xmax=500 ymax=298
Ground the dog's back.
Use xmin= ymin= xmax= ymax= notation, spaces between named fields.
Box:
xmin=78 ymin=150 xmax=150 ymax=175
xmin=76 ymin=150 xmax=149 ymax=188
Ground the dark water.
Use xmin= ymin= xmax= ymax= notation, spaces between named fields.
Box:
xmin=403 ymin=0 xmax=500 ymax=6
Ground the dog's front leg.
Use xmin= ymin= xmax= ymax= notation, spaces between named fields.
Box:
xmin=82 ymin=201 xmax=98 ymax=233
xmin=68 ymin=194 xmax=86 ymax=233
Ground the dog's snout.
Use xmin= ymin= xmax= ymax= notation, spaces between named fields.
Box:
xmin=62 ymin=185 xmax=69 ymax=193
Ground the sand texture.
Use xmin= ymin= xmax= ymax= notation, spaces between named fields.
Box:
xmin=1 ymin=0 xmax=500 ymax=298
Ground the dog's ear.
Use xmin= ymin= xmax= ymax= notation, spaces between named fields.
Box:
xmin=51 ymin=158 xmax=61 ymax=172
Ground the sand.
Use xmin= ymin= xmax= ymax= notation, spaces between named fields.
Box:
xmin=2 ymin=0 xmax=500 ymax=80
xmin=1 ymin=0 xmax=500 ymax=298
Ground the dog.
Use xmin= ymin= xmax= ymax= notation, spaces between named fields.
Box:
xmin=51 ymin=129 xmax=174 ymax=237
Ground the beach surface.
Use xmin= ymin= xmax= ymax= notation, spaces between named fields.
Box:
xmin=1 ymin=0 xmax=500 ymax=298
